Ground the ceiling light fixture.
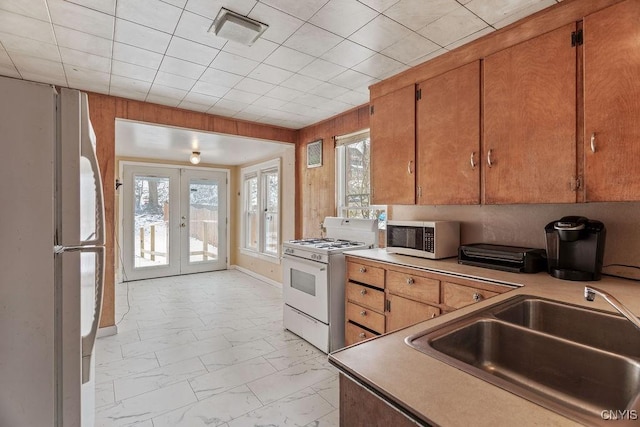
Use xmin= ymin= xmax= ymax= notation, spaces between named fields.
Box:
xmin=190 ymin=151 xmax=201 ymax=165
xmin=209 ymin=8 xmax=268 ymax=46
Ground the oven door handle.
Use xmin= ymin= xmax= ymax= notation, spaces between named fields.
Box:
xmin=283 ymin=254 xmax=327 ymax=270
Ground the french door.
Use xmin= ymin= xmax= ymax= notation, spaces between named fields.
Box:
xmin=122 ymin=165 xmax=227 ymax=281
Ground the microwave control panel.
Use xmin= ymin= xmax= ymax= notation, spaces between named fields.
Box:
xmin=424 ymin=227 xmax=435 ymax=252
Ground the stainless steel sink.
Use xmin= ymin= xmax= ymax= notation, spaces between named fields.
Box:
xmin=406 ymin=295 xmax=640 ymax=426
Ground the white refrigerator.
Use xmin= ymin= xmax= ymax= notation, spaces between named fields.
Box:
xmin=0 ymin=76 xmax=105 ymax=426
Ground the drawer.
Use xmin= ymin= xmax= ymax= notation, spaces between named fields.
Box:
xmin=442 ymin=282 xmax=498 ymax=309
xmin=387 ymin=270 xmax=439 ymax=304
xmin=346 ymin=302 xmax=385 ymax=334
xmin=345 ymin=321 xmax=379 ymax=346
xmin=346 ymin=282 xmax=385 ymax=311
xmin=347 ymin=261 xmax=384 ymax=289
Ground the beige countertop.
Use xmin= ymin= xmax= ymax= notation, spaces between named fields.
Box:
xmin=329 ymin=249 xmax=640 ymax=427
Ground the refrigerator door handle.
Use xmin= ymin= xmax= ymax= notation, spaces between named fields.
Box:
xmin=80 ymin=92 xmax=105 ymax=247
xmin=80 ymin=245 xmax=105 ymax=384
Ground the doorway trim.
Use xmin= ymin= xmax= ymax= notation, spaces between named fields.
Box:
xmin=117 ymin=160 xmax=230 ymax=282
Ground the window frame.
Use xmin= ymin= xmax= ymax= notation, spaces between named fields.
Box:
xmin=240 ymin=158 xmax=281 ymax=263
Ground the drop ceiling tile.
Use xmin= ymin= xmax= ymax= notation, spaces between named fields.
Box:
xmin=330 ymin=69 xmax=378 ymax=90
xmin=177 ymin=101 xmax=210 ymax=112
xmin=334 ymin=90 xmax=369 ymax=106
xmin=348 ymin=15 xmax=412 ymax=51
xmin=355 ymin=0 xmax=400 ymax=13
xmin=146 ymin=93 xmax=182 ymax=107
xmin=191 ymin=80 xmax=232 ymax=98
xmin=154 ymin=71 xmax=196 ymax=91
xmin=266 ymin=85 xmax=304 ymax=102
xmin=173 ymin=11 xmax=226 ymax=50
xmin=11 ymin=54 xmax=66 ymax=85
xmin=185 ymin=0 xmax=257 ymax=20
xmin=234 ymin=110 xmax=264 ymax=122
xmin=212 ymin=98 xmax=246 ymax=112
xmin=60 ymin=47 xmax=111 ymax=73
xmin=280 ymin=74 xmax=323 ymax=92
xmin=234 ymin=78 xmax=275 ymax=96
xmin=161 ymin=0 xmax=188 ymax=7
xmin=207 ymin=105 xmax=241 ymax=116
xmin=0 ymin=62 xmax=21 ymax=78
xmin=210 ymin=51 xmax=259 ymax=76
xmin=385 ymin=0 xmax=459 ymax=31
xmin=309 ymin=0 xmax=379 ymax=38
xmin=408 ymin=47 xmax=448 ymax=67
xmin=298 ymin=58 xmax=347 ymax=81
xmin=222 ymin=88 xmax=260 ymax=104
xmin=0 ymin=33 xmax=60 ymax=62
xmin=248 ymin=3 xmax=304 ymax=44
xmin=149 ymin=83 xmax=187 ymax=99
xmin=183 ymin=91 xmax=220 ymax=106
xmin=166 ymin=37 xmax=220 ymax=66
xmin=492 ymin=0 xmax=556 ymax=29
xmin=248 ymin=63 xmax=294 ymax=85
xmin=109 ymin=85 xmax=148 ymax=101
xmin=381 ymin=32 xmax=440 ymax=64
xmin=116 ymin=0 xmax=182 ymax=34
xmin=62 ymin=0 xmax=116 ymax=15
xmin=65 ymin=64 xmax=111 ymax=87
xmin=54 ymin=26 xmax=113 ymax=58
xmin=222 ymin=37 xmax=279 ymax=63
xmin=111 ymin=60 xmax=157 ymax=82
xmin=0 ymin=10 xmax=56 ymax=44
xmin=159 ymin=57 xmax=206 ymax=80
xmin=318 ymin=98 xmax=353 ymax=114
xmin=200 ymin=67 xmax=243 ymax=87
xmin=292 ymin=93 xmax=332 ymax=108
xmin=307 ymin=82 xmax=350 ymax=99
xmin=0 ymin=0 xmax=50 ymax=21
xmin=110 ymin=74 xmax=153 ymax=94
xmin=418 ymin=6 xmax=487 ymax=47
xmin=114 ymin=19 xmax=172 ymax=54
xmin=48 ymin=1 xmax=114 ymax=39
xmin=353 ymin=53 xmax=405 ymax=79
xmin=446 ymin=26 xmax=494 ymax=50
xmin=259 ymin=0 xmax=328 ymax=21
xmin=277 ymin=101 xmax=307 ymax=115
xmin=264 ymin=46 xmax=314 ymax=73
xmin=283 ymin=23 xmax=343 ymax=58
xmin=320 ymin=39 xmax=375 ymax=68
xmin=112 ymin=42 xmax=164 ymax=69
xmin=465 ymin=0 xmax=544 ymax=26
xmin=252 ymin=96 xmax=287 ymax=109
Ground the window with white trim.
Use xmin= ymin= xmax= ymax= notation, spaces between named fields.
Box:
xmin=336 ymin=130 xmax=386 ymax=226
xmin=242 ymin=159 xmax=280 ymax=261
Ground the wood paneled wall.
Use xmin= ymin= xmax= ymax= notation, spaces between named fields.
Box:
xmin=295 ymin=105 xmax=370 ymax=238
xmin=86 ymin=93 xmax=297 ymax=328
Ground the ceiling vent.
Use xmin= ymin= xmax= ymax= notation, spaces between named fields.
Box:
xmin=209 ymin=8 xmax=268 ymax=46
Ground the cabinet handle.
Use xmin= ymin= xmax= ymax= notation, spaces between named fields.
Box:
xmin=360 ymin=288 xmax=367 ymax=296
xmin=358 ymin=332 xmax=366 ymax=338
xmin=590 ymin=132 xmax=596 ymax=153
xmin=487 ymin=149 xmax=493 ymax=168
xmin=470 ymin=152 xmax=476 ymax=169
xmin=406 ymin=277 xmax=414 ymax=285
xmin=472 ymin=292 xmax=483 ymax=302
xmin=431 ymin=312 xmax=437 ymax=319
xmin=407 ymin=160 xmax=413 ymax=174
xmin=360 ymin=310 xmax=367 ymax=316
xmin=359 ymin=267 xmax=367 ymax=273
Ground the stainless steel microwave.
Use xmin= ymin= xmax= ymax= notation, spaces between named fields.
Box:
xmin=386 ymin=220 xmax=460 ymax=259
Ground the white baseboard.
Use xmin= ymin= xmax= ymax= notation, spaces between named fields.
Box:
xmin=97 ymin=325 xmax=118 ymax=338
xmin=231 ymin=265 xmax=282 ymax=289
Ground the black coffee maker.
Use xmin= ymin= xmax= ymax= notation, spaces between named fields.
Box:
xmin=544 ymin=216 xmax=606 ymax=281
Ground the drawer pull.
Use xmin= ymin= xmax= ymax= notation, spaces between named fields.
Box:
xmin=360 ymin=288 xmax=367 ymax=296
xmin=359 ymin=267 xmax=367 ymax=273
xmin=431 ymin=313 xmax=437 ymax=319
xmin=406 ymin=277 xmax=414 ymax=285
xmin=473 ymin=292 xmax=483 ymax=302
xmin=358 ymin=332 xmax=366 ymax=338
xmin=360 ymin=310 xmax=367 ymax=316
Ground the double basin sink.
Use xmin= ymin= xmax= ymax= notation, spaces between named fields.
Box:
xmin=405 ymin=295 xmax=640 ymax=425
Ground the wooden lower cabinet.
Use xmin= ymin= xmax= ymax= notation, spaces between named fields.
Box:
xmin=386 ymin=294 xmax=440 ymax=331
xmin=340 ymin=374 xmax=422 ymax=426
xmin=345 ymin=321 xmax=378 ymax=345
xmin=442 ymin=281 xmax=499 ymax=310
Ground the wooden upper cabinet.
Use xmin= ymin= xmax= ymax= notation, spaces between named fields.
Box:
xmin=483 ymin=24 xmax=577 ymax=204
xmin=370 ymin=85 xmax=416 ymax=205
xmin=583 ymin=0 xmax=640 ymax=201
xmin=416 ymin=61 xmax=480 ymax=205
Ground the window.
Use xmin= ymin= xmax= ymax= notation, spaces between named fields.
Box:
xmin=242 ymin=159 xmax=280 ymax=261
xmin=336 ymin=130 xmax=386 ymax=225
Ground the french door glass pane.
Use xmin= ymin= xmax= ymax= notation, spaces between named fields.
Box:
xmin=188 ymin=180 xmax=219 ymax=263
xmin=134 ymin=175 xmax=170 ymax=268
xmin=263 ymin=170 xmax=279 ymax=255
xmin=245 ymin=176 xmax=258 ymax=250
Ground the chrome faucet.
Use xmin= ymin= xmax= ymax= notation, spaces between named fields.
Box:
xmin=584 ymin=286 xmax=640 ymax=332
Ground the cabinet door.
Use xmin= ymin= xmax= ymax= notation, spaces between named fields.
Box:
xmin=417 ymin=61 xmax=480 ymax=205
xmin=483 ymin=24 xmax=577 ymax=204
xmin=386 ymin=294 xmax=440 ymax=332
xmin=370 ymin=85 xmax=416 ymax=205
xmin=584 ymin=0 xmax=640 ymax=201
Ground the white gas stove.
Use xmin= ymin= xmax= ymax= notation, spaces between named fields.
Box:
xmin=282 ymin=217 xmax=378 ymax=353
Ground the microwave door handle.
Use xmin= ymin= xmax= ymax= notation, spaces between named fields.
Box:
xmin=81 ymin=245 xmax=105 ymax=384
xmin=80 ymin=93 xmax=105 ymax=247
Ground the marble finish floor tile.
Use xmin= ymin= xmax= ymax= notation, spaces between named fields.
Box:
xmin=94 ymin=270 xmax=340 ymax=426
